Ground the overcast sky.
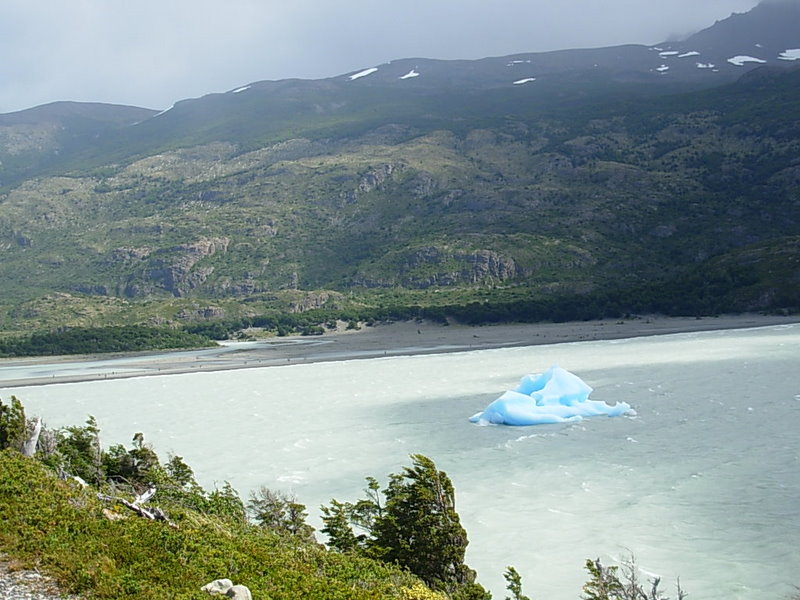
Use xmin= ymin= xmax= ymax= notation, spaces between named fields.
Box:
xmin=0 ymin=0 xmax=761 ymax=114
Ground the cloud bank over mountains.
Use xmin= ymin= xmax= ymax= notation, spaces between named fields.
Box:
xmin=0 ymin=0 xmax=760 ymax=113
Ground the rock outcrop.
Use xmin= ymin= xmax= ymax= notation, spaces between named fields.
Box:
xmin=352 ymin=246 xmax=522 ymax=288
xmin=402 ymin=246 xmax=521 ymax=287
xmin=119 ymin=237 xmax=230 ymax=297
xmin=201 ymin=579 xmax=253 ymax=600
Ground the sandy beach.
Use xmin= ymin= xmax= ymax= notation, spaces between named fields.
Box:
xmin=0 ymin=313 xmax=798 ymax=388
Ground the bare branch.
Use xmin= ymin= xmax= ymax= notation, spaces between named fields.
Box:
xmin=21 ymin=417 xmax=42 ymax=457
xmin=135 ymin=485 xmax=157 ymax=506
xmin=97 ymin=489 xmax=177 ymax=528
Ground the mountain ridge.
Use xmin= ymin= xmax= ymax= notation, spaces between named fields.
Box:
xmin=0 ymin=2 xmax=798 ymax=331
xmin=4 ymin=1 xmax=800 ymax=117
xmin=1 ymin=1 xmax=797 ymax=185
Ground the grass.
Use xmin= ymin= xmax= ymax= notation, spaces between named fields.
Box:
xmin=0 ymin=449 xmax=427 ymax=600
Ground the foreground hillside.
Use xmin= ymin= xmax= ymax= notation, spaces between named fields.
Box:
xmin=0 ymin=448 xmax=437 ymax=600
xmin=1 ymin=396 xmax=700 ymax=600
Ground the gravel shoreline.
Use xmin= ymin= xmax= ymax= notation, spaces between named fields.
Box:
xmin=1 ymin=314 xmax=798 ymax=389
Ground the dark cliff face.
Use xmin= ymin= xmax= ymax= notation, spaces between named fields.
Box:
xmin=353 ymin=247 xmax=521 ymax=289
xmin=682 ymin=0 xmax=800 ymax=53
xmin=119 ymin=238 xmax=230 ymax=297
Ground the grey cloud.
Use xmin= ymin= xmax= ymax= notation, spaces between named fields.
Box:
xmin=0 ymin=0 xmax=760 ymax=113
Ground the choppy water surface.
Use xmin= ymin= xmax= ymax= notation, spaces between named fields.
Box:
xmin=3 ymin=325 xmax=799 ymax=599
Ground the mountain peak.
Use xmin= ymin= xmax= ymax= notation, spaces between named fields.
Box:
xmin=686 ymin=0 xmax=800 ymax=45
xmin=757 ymin=0 xmax=799 ymax=6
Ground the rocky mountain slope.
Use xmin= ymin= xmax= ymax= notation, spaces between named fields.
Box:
xmin=0 ymin=0 xmax=798 ymax=328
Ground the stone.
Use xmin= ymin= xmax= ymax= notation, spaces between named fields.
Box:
xmin=201 ymin=579 xmax=233 ymax=595
xmin=227 ymin=585 xmax=253 ymax=600
xmin=201 ymin=579 xmax=253 ymax=599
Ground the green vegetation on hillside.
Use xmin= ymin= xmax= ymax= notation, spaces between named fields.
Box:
xmin=0 ymin=325 xmax=214 ymax=357
xmin=0 ymin=448 xmax=436 ymax=599
xmin=321 ymin=456 xmax=489 ymax=600
xmin=1 ymin=61 xmax=799 ymax=335
xmin=1 ymin=241 xmax=797 ymax=356
xmin=0 ymin=397 xmax=441 ymax=599
xmin=0 ymin=396 xmax=692 ymax=599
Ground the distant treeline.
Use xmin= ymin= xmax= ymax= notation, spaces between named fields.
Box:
xmin=0 ymin=326 xmax=214 ymax=357
xmin=182 ymin=307 xmax=436 ymax=340
xmin=183 ymin=264 xmax=798 ymax=341
xmin=181 ymin=291 xmax=659 ymax=341
xmin=0 ymin=262 xmax=795 ymax=356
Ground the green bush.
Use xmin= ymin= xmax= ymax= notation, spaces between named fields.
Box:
xmin=0 ymin=449 xmax=425 ymax=600
xmin=0 ymin=325 xmax=215 ymax=357
xmin=0 ymin=397 xmax=693 ymax=599
xmin=322 ymin=455 xmax=490 ymax=600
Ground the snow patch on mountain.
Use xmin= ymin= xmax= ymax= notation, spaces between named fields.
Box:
xmin=348 ymin=67 xmax=378 ymax=81
xmin=153 ymin=104 xmax=175 ymax=118
xmin=727 ymin=55 xmax=766 ymax=66
xmin=399 ymin=69 xmax=420 ymax=80
xmin=656 ymin=65 xmax=670 ymax=72
xmin=678 ymin=51 xmax=700 ymax=58
xmin=512 ymin=78 xmax=536 ymax=85
xmin=231 ymin=86 xmax=250 ymax=94
xmin=696 ymin=63 xmax=716 ymax=69
xmin=659 ymin=51 xmax=680 ymax=57
xmin=778 ymin=49 xmax=800 ymax=61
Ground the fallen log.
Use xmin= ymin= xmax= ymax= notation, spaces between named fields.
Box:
xmin=97 ymin=486 xmax=177 ymax=528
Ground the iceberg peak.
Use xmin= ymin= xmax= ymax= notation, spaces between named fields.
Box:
xmin=469 ymin=365 xmax=633 ymax=426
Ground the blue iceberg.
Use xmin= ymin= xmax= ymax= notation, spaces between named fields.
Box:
xmin=469 ymin=365 xmax=633 ymax=426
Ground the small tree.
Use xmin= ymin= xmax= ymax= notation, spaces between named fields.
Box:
xmin=320 ymin=476 xmax=388 ymax=553
xmin=504 ymin=566 xmax=531 ymax=600
xmin=0 ymin=396 xmax=27 ymax=451
xmin=322 ymin=454 xmax=490 ymax=600
xmin=582 ymin=556 xmax=687 ymax=600
xmin=57 ymin=415 xmax=103 ymax=484
xmin=163 ymin=454 xmax=197 ymax=488
xmin=320 ymin=498 xmax=362 ymax=552
xmin=103 ymin=432 xmax=160 ymax=490
xmin=350 ymin=476 xmax=384 ymax=533
xmin=247 ymin=486 xmax=315 ymax=541
xmin=206 ymin=481 xmax=247 ymax=522
xmin=371 ymin=456 xmax=469 ymax=586
xmin=582 ymin=558 xmax=624 ymax=600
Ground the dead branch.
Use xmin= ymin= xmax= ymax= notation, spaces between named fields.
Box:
xmin=97 ymin=486 xmax=177 ymax=528
xmin=21 ymin=417 xmax=41 ymax=458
